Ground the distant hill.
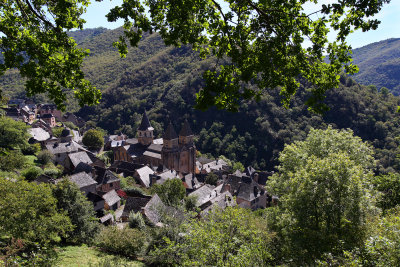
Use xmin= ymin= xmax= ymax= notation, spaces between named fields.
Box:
xmin=2 ymin=28 xmax=400 ymax=173
xmin=351 ymin=38 xmax=400 ymax=94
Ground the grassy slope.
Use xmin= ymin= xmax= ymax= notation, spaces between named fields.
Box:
xmin=54 ymin=245 xmax=144 ymax=267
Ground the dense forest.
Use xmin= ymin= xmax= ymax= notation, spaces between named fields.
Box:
xmin=351 ymin=38 xmax=400 ymax=95
xmin=2 ymin=28 xmax=400 ymax=173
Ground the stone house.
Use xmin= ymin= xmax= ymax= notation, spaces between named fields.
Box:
xmin=68 ymin=172 xmax=97 ymax=196
xmin=41 ymin=113 xmax=56 ymax=127
xmin=102 ymin=189 xmax=121 ymax=211
xmin=39 ymin=104 xmax=62 ymax=120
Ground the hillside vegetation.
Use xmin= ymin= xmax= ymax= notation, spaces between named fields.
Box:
xmin=351 ymin=38 xmax=400 ymax=94
xmin=1 ymin=28 xmax=400 ymax=173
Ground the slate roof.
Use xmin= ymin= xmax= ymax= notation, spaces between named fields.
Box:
xmin=87 ymin=192 xmax=104 ymax=203
xmin=122 ymin=197 xmax=151 ymax=218
xmin=197 ymin=157 xmax=215 ymax=165
xmin=99 ymin=213 xmax=114 ymax=224
xmin=223 ymin=174 xmax=243 ymax=195
xmin=74 ymin=162 xmax=93 ymax=174
xmin=68 ymin=172 xmax=97 ymax=188
xmin=183 ymin=173 xmax=200 ymax=190
xmin=179 ymin=119 xmax=193 ymax=136
xmin=28 ymin=128 xmax=50 ymax=142
xmin=147 ymin=144 xmax=163 ymax=152
xmin=102 ymin=189 xmax=121 ymax=206
xmin=136 ymin=166 xmax=154 ymax=187
xmin=163 ymin=122 xmax=178 ymax=140
xmin=236 ymin=180 xmax=265 ymax=202
xmin=41 ymin=104 xmax=57 ymax=110
xmin=96 ymin=169 xmax=120 ymax=185
xmin=143 ymin=194 xmax=165 ymax=225
xmin=143 ymin=150 xmax=162 ymax=159
xmin=109 ymin=161 xmax=142 ymax=172
xmin=125 ymin=138 xmax=138 ymax=145
xmin=201 ymin=191 xmax=235 ymax=216
xmin=188 ymin=184 xmax=221 ymax=207
xmin=154 ymin=169 xmax=178 ymax=185
xmin=46 ymin=141 xmax=85 ymax=155
xmin=138 ymin=111 xmax=153 ymax=131
xmin=41 ymin=113 xmax=54 ymax=119
xmin=68 ymin=151 xmax=93 ymax=168
xmin=153 ymin=138 xmax=163 ymax=145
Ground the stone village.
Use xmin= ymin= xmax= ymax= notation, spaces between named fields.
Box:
xmin=3 ymin=99 xmax=277 ymax=225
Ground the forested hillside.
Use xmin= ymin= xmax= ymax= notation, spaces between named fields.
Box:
xmin=2 ymin=27 xmax=400 ymax=173
xmin=351 ymin=38 xmax=400 ymax=94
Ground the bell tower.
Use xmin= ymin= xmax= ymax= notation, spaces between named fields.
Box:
xmin=162 ymin=122 xmax=179 ymax=171
xmin=137 ymin=111 xmax=154 ymax=146
xmin=178 ymin=119 xmax=196 ymax=174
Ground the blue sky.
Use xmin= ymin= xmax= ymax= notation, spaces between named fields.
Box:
xmin=82 ymin=0 xmax=400 ymax=49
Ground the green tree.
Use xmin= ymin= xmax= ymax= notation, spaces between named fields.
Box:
xmin=52 ymin=179 xmax=100 ymax=244
xmin=82 ymin=129 xmax=104 ymax=150
xmin=22 ymin=166 xmax=43 ymax=181
xmin=0 ymin=148 xmax=26 ymax=171
xmin=372 ymin=173 xmax=400 ymax=213
xmin=0 ymin=176 xmax=72 ymax=246
xmin=128 ymin=211 xmax=146 ymax=230
xmin=108 ymin=0 xmax=389 ymax=113
xmin=0 ymin=0 xmax=100 ymax=109
xmin=150 ymin=207 xmax=275 ymax=266
xmin=1 ymin=1 xmax=389 ymax=111
xmin=95 ymin=226 xmax=146 ymax=258
xmin=266 ymin=126 xmax=376 ymax=263
xmin=151 ymin=178 xmax=186 ymax=207
xmin=231 ymin=161 xmax=245 ymax=172
xmin=205 ymin=172 xmax=218 ymax=186
xmin=0 ymin=117 xmax=29 ymax=149
xmin=37 ymin=150 xmax=54 ymax=165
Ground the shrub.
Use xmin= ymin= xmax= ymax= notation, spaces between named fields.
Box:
xmin=63 ymin=121 xmax=79 ymax=130
xmin=22 ymin=143 xmax=41 ymax=155
xmin=37 ymin=150 xmax=53 ymax=165
xmin=44 ymin=168 xmax=62 ymax=178
xmin=129 ymin=211 xmax=145 ymax=229
xmin=0 ymin=149 xmax=26 ymax=171
xmin=22 ymin=166 xmax=43 ymax=181
xmin=95 ymin=227 xmax=146 ymax=258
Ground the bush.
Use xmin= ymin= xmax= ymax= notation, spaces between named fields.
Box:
xmin=22 ymin=143 xmax=41 ymax=155
xmin=37 ymin=150 xmax=53 ymax=165
xmin=129 ymin=211 xmax=145 ymax=229
xmin=124 ymin=186 xmax=147 ymax=197
xmin=0 ymin=149 xmax=26 ymax=171
xmin=22 ymin=166 xmax=43 ymax=181
xmin=44 ymin=168 xmax=62 ymax=178
xmin=95 ymin=227 xmax=146 ymax=258
xmin=63 ymin=121 xmax=79 ymax=130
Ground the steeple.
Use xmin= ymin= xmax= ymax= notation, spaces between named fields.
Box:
xmin=164 ymin=122 xmax=178 ymax=140
xmin=163 ymin=122 xmax=178 ymax=149
xmin=137 ymin=111 xmax=154 ymax=146
xmin=179 ymin=119 xmax=194 ymax=145
xmin=179 ymin=119 xmax=193 ymax=136
xmin=138 ymin=110 xmax=152 ymax=131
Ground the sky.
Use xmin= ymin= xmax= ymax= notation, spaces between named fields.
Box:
xmin=82 ymin=0 xmax=400 ymax=49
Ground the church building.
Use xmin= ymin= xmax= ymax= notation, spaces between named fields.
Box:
xmin=113 ymin=111 xmax=196 ymax=174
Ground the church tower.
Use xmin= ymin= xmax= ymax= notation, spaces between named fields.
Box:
xmin=162 ymin=122 xmax=179 ymax=171
xmin=178 ymin=119 xmax=196 ymax=174
xmin=137 ymin=111 xmax=154 ymax=146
